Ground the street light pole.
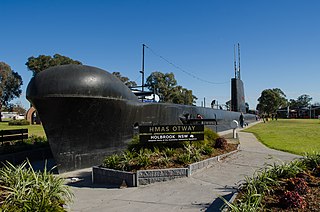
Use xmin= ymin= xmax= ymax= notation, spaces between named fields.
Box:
xmin=140 ymin=44 xmax=145 ymax=92
xmin=310 ymin=105 xmax=312 ymax=119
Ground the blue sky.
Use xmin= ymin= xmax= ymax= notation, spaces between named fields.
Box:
xmin=1 ymin=0 xmax=320 ymax=109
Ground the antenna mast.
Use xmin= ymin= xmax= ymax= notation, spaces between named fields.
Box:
xmin=234 ymin=44 xmax=237 ymax=78
xmin=140 ymin=44 xmax=145 ymax=92
xmin=238 ymin=43 xmax=241 ymax=79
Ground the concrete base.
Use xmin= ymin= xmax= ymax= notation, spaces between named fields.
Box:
xmin=92 ymin=167 xmax=137 ymax=187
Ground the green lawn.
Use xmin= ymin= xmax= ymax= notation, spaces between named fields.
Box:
xmin=244 ymin=119 xmax=320 ymax=155
xmin=0 ymin=121 xmax=46 ymax=137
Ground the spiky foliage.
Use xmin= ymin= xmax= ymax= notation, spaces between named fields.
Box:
xmin=222 ymin=152 xmax=320 ymax=211
xmin=0 ymin=160 xmax=73 ymax=211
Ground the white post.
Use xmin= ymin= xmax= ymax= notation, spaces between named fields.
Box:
xmin=230 ymin=120 xmax=239 ymax=139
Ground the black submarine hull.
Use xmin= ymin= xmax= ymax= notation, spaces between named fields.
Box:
xmin=27 ymin=65 xmax=256 ymax=173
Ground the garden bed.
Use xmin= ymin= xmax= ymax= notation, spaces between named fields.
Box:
xmin=93 ymin=129 xmax=240 ymax=187
xmin=92 ymin=146 xmax=239 ymax=187
xmin=262 ymin=173 xmax=320 ymax=211
xmin=223 ymin=153 xmax=320 ymax=211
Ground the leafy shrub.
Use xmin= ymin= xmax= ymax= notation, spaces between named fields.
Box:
xmin=202 ymin=145 xmax=214 ymax=155
xmin=0 ymin=160 xmax=73 ymax=211
xmin=8 ymin=119 xmax=30 ymax=125
xmin=137 ymin=149 xmax=151 ymax=167
xmin=302 ymin=152 xmax=320 ymax=177
xmin=204 ymin=127 xmax=219 ymax=141
xmin=140 ymin=148 xmax=153 ymax=157
xmin=26 ymin=135 xmax=48 ymax=145
xmin=164 ymin=147 xmax=175 ymax=157
xmin=177 ymin=153 xmax=191 ymax=165
xmin=119 ymin=150 xmax=136 ymax=171
xmin=214 ymin=137 xmax=228 ymax=149
xmin=137 ymin=155 xmax=151 ymax=167
xmin=191 ymin=147 xmax=202 ymax=162
xmin=0 ymin=135 xmax=49 ymax=154
xmin=157 ymin=154 xmax=171 ymax=167
xmin=302 ymin=152 xmax=320 ymax=170
xmin=180 ymin=143 xmax=202 ymax=163
xmin=266 ymin=160 xmax=305 ymax=179
xmin=103 ymin=155 xmax=121 ymax=170
xmin=29 ymin=135 xmax=46 ymax=142
xmin=152 ymin=146 xmax=161 ymax=156
xmin=204 ymin=128 xmax=219 ymax=146
xmin=240 ymin=170 xmax=277 ymax=199
xmin=222 ymin=193 xmax=262 ymax=212
xmin=127 ymin=135 xmax=141 ymax=151
xmin=286 ymin=177 xmax=310 ymax=195
xmin=183 ymin=143 xmax=193 ymax=154
xmin=279 ymin=191 xmax=306 ymax=209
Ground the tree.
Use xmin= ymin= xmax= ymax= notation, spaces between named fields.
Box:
xmin=146 ymin=71 xmax=197 ymax=105
xmin=257 ymin=88 xmax=287 ymax=115
xmin=26 ymin=54 xmax=82 ymax=75
xmin=0 ymin=62 xmax=23 ymax=121
xmin=289 ymin=94 xmax=312 ymax=108
xmin=180 ymin=88 xmax=197 ymax=105
xmin=296 ymin=94 xmax=312 ymax=107
xmin=11 ymin=102 xmax=27 ymax=115
xmin=112 ymin=72 xmax=137 ymax=87
xmin=146 ymin=72 xmax=177 ymax=102
xmin=289 ymin=99 xmax=298 ymax=108
xmin=167 ymin=86 xmax=197 ymax=105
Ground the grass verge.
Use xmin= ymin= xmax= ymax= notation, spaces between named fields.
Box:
xmin=243 ymin=119 xmax=320 ymax=155
xmin=0 ymin=121 xmax=46 ymax=137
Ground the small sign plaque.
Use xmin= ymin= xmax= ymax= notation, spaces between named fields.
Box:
xmin=140 ymin=133 xmax=204 ymax=143
xmin=139 ymin=125 xmax=204 ymax=133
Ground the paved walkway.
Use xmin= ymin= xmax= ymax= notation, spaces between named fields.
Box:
xmin=65 ymin=127 xmax=299 ymax=212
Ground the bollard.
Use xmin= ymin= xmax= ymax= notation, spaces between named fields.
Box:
xmin=230 ymin=120 xmax=238 ymax=139
xmin=233 ymin=128 xmax=237 ymax=139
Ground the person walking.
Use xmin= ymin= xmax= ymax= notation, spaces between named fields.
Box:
xmin=239 ymin=112 xmax=244 ymax=128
